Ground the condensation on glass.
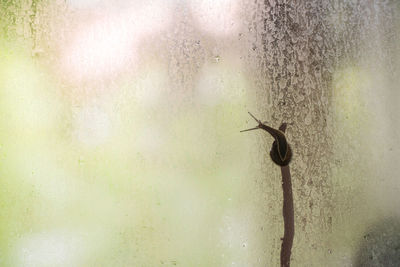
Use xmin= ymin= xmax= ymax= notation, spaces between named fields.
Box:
xmin=0 ymin=0 xmax=399 ymax=266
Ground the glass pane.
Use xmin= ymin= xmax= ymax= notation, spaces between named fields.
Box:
xmin=1 ymin=1 xmax=399 ymax=266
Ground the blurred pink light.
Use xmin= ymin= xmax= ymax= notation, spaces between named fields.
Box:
xmin=60 ymin=1 xmax=172 ymax=82
xmin=61 ymin=15 xmax=136 ymax=82
xmin=190 ymin=0 xmax=239 ymax=36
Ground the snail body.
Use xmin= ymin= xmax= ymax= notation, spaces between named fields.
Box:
xmin=270 ymin=141 xmax=292 ymax=166
xmin=241 ymin=112 xmax=292 ymax=166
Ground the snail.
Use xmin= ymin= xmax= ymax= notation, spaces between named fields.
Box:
xmin=241 ymin=112 xmax=292 ymax=166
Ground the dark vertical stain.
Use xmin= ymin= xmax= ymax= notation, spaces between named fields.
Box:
xmin=280 ymin=164 xmax=294 ymax=267
xmin=279 ymin=123 xmax=294 ymax=267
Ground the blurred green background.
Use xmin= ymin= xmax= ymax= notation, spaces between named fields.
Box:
xmin=1 ymin=0 xmax=400 ymax=266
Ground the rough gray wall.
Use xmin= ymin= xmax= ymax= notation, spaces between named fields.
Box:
xmin=242 ymin=0 xmax=400 ymax=265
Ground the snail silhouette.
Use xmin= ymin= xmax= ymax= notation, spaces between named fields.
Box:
xmin=241 ymin=112 xmax=292 ymax=166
